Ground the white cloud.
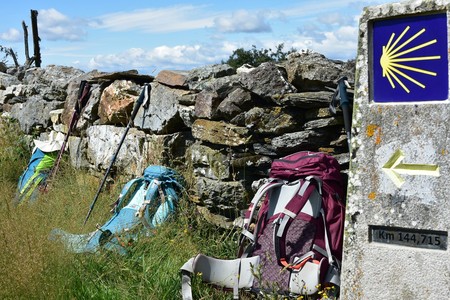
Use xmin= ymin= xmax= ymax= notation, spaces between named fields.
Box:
xmin=280 ymin=1 xmax=352 ymax=19
xmin=291 ymin=25 xmax=359 ymax=60
xmin=221 ymin=41 xmax=244 ymax=55
xmin=38 ymin=1 xmax=397 ymax=71
xmin=93 ymin=6 xmax=277 ymax=35
xmin=84 ymin=18 xmax=360 ymax=74
xmin=41 ymin=45 xmax=92 ymax=58
xmin=92 ymin=6 xmax=216 ymax=33
xmin=214 ymin=10 xmax=272 ymax=33
xmin=87 ymin=43 xmax=231 ymax=73
xmin=317 ymin=12 xmax=351 ymax=26
xmin=281 ymin=0 xmax=387 ymax=19
xmin=0 ymin=28 xmax=21 ymax=42
xmin=38 ymin=8 xmax=87 ymax=41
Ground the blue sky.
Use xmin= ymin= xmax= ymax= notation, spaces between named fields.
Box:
xmin=0 ymin=0 xmax=397 ymax=75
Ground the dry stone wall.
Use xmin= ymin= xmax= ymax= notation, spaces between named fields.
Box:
xmin=0 ymin=51 xmax=354 ymax=224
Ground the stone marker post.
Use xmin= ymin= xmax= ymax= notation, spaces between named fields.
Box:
xmin=341 ymin=1 xmax=450 ymax=299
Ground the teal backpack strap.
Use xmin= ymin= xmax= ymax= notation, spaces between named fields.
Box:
xmin=151 ymin=186 xmax=177 ymax=227
xmin=138 ymin=177 xmax=180 ymax=229
xmin=137 ymin=178 xmax=159 ymax=229
xmin=113 ymin=177 xmax=145 ymax=214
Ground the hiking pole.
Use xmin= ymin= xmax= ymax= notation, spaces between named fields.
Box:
xmin=329 ymin=77 xmax=352 ymax=151
xmin=337 ymin=77 xmax=352 ymax=151
xmin=83 ymin=83 xmax=151 ymax=226
xmin=43 ymin=80 xmax=91 ymax=191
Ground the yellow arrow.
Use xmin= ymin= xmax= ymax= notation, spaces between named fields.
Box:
xmin=382 ymin=149 xmax=440 ymax=188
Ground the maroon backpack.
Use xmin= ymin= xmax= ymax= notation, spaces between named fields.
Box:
xmin=243 ymin=151 xmax=345 ymax=294
xmin=181 ymin=151 xmax=346 ymax=299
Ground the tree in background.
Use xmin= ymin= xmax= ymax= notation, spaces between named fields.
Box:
xmin=0 ymin=46 xmax=19 ymax=67
xmin=223 ymin=43 xmax=297 ymax=69
xmin=0 ymin=9 xmax=41 ymax=70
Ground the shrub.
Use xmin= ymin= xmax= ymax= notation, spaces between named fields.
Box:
xmin=223 ymin=43 xmax=297 ymax=69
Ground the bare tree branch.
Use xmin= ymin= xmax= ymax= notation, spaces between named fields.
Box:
xmin=7 ymin=48 xmax=19 ymax=67
xmin=0 ymin=46 xmax=19 ymax=67
xmin=22 ymin=21 xmax=32 ymax=67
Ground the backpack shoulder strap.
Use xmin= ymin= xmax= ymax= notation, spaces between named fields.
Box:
xmin=238 ymin=179 xmax=285 ymax=257
xmin=134 ymin=178 xmax=158 ymax=228
xmin=320 ymin=207 xmax=334 ymax=265
xmin=273 ymin=176 xmax=322 ymax=269
xmin=113 ymin=177 xmax=145 ymax=213
xmin=138 ymin=177 xmax=180 ymax=229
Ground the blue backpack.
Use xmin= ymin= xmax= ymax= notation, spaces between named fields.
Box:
xmin=16 ymin=131 xmax=65 ymax=204
xmin=51 ymin=165 xmax=184 ymax=254
xmin=17 ymin=148 xmax=56 ymax=203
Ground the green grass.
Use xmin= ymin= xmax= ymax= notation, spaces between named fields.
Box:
xmin=0 ymin=117 xmax=337 ymax=300
xmin=0 ymin=117 xmax=248 ymax=300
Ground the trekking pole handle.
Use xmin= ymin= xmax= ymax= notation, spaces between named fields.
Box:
xmin=130 ymin=83 xmax=150 ymax=122
xmin=78 ymin=80 xmax=87 ymax=99
xmin=337 ymin=77 xmax=352 ymax=150
xmin=337 ymin=77 xmax=350 ymax=107
xmin=75 ymin=80 xmax=89 ymax=114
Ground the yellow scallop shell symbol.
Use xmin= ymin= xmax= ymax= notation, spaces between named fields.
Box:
xmin=380 ymin=26 xmax=441 ymax=93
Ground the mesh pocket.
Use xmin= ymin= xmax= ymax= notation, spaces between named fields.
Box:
xmin=252 ymin=217 xmax=316 ymax=292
